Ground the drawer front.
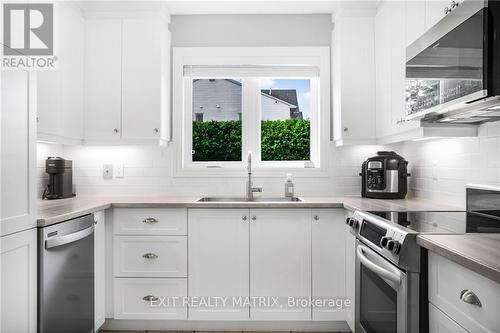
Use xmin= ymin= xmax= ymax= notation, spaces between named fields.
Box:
xmin=114 ymin=278 xmax=187 ymax=320
xmin=114 ymin=236 xmax=187 ymax=277
xmin=429 ymin=303 xmax=468 ymax=333
xmin=113 ymin=208 xmax=187 ymax=235
xmin=428 ymin=253 xmax=500 ymax=333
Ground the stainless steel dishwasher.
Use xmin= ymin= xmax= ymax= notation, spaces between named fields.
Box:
xmin=38 ymin=214 xmax=95 ymax=333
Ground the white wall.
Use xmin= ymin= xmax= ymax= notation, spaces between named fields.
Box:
xmin=387 ymin=122 xmax=500 ymax=207
xmin=36 ymin=142 xmax=387 ymax=198
xmin=170 ymin=14 xmax=333 ymax=47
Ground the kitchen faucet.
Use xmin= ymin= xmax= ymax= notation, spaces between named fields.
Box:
xmin=246 ymin=151 xmax=262 ymax=201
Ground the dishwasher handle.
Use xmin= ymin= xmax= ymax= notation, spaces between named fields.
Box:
xmin=45 ymin=224 xmax=94 ymax=249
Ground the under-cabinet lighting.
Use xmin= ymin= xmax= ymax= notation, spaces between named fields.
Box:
xmin=412 ymin=137 xmax=439 ymax=142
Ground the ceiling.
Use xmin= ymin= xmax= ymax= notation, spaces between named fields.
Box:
xmin=80 ymin=0 xmax=379 ymax=16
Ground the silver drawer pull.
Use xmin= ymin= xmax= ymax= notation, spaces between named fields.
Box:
xmin=142 ymin=295 xmax=159 ymax=302
xmin=142 ymin=253 xmax=158 ymax=259
xmin=460 ymin=290 xmax=482 ymax=307
xmin=142 ymin=217 xmax=158 ymax=224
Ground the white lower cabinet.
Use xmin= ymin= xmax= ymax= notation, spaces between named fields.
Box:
xmin=428 ymin=252 xmax=500 ymax=333
xmin=114 ymin=235 xmax=187 ymax=277
xmin=0 ymin=229 xmax=37 ymax=333
xmin=250 ymin=209 xmax=312 ymax=320
xmin=94 ymin=211 xmax=106 ymax=331
xmin=429 ymin=303 xmax=468 ymax=333
xmin=188 ymin=209 xmax=250 ymax=320
xmin=311 ymin=209 xmax=347 ymax=321
xmin=114 ymin=278 xmax=187 ymax=320
xmin=344 ymin=210 xmax=356 ymax=331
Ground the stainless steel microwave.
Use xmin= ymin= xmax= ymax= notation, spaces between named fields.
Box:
xmin=406 ymin=0 xmax=500 ymax=124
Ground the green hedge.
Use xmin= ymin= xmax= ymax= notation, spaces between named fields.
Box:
xmin=192 ymin=119 xmax=310 ymax=162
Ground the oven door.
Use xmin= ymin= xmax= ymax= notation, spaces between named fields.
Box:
xmin=355 ymin=240 xmax=416 ymax=333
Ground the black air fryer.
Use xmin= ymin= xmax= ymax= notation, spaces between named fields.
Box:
xmin=360 ymin=151 xmax=410 ymax=199
xmin=42 ymin=157 xmax=75 ymax=200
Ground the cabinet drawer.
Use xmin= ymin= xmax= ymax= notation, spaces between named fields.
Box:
xmin=114 ymin=236 xmax=187 ymax=277
xmin=113 ymin=208 xmax=187 ymax=235
xmin=114 ymin=278 xmax=187 ymax=320
xmin=429 ymin=303 xmax=468 ymax=333
xmin=428 ymin=253 xmax=500 ymax=333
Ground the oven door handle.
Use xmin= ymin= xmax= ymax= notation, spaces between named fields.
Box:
xmin=357 ymin=245 xmax=402 ymax=285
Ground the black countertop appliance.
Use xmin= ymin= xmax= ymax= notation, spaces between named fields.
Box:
xmin=360 ymin=151 xmax=410 ymax=199
xmin=42 ymin=157 xmax=75 ymax=200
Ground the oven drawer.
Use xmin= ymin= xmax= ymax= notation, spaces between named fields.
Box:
xmin=114 ymin=235 xmax=187 ymax=277
xmin=114 ymin=278 xmax=187 ymax=320
xmin=428 ymin=253 xmax=500 ymax=333
xmin=113 ymin=208 xmax=187 ymax=235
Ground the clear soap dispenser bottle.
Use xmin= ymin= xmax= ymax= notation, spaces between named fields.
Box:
xmin=284 ymin=173 xmax=295 ymax=198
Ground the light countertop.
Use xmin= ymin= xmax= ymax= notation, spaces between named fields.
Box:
xmin=418 ymin=234 xmax=500 ymax=285
xmin=37 ymin=195 xmax=461 ymax=227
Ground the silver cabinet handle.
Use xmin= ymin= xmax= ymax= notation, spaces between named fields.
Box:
xmin=154 ymin=128 xmax=159 ymax=133
xmin=142 ymin=253 xmax=158 ymax=259
xmin=450 ymin=1 xmax=458 ymax=9
xmin=242 ymin=216 xmax=248 ymax=221
xmin=142 ymin=217 xmax=158 ymax=224
xmin=313 ymin=215 xmax=320 ymax=221
xmin=251 ymin=216 xmax=257 ymax=221
xmin=113 ymin=128 xmax=119 ymax=133
xmin=142 ymin=295 xmax=159 ymax=302
xmin=460 ymin=290 xmax=482 ymax=307
xmin=444 ymin=6 xmax=451 ymax=14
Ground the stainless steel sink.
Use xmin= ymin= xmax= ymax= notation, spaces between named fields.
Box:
xmin=196 ymin=196 xmax=303 ymax=203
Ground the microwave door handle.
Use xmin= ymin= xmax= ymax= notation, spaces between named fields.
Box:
xmin=45 ymin=225 xmax=94 ymax=249
xmin=357 ymin=245 xmax=402 ymax=285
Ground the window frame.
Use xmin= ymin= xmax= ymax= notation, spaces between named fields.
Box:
xmin=172 ymin=47 xmax=330 ymax=177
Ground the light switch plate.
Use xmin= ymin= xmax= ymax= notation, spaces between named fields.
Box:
xmin=115 ymin=163 xmax=124 ymax=178
xmin=103 ymin=164 xmax=113 ymax=179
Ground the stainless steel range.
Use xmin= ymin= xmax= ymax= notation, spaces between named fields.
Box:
xmin=347 ymin=185 xmax=500 ymax=333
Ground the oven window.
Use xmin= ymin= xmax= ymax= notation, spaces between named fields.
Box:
xmin=360 ymin=265 xmax=397 ymax=333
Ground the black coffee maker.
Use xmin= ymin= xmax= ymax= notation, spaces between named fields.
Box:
xmin=42 ymin=157 xmax=75 ymax=200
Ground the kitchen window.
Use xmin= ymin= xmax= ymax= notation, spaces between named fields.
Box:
xmin=172 ymin=47 xmax=330 ymax=175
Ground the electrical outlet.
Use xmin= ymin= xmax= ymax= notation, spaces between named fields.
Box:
xmin=115 ymin=163 xmax=124 ymax=178
xmin=103 ymin=164 xmax=113 ymax=179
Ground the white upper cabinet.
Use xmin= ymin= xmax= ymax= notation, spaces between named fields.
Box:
xmin=1 ymin=70 xmax=36 ymax=237
xmin=332 ymin=13 xmax=376 ymax=146
xmin=426 ymin=0 xmax=454 ymax=30
xmin=37 ymin=3 xmax=84 ymax=144
xmin=121 ymin=19 xmax=164 ymax=140
xmin=405 ymin=1 xmax=427 ymax=47
xmin=250 ymin=209 xmax=312 ymax=320
xmin=84 ymin=19 xmax=123 ymax=142
xmin=84 ymin=9 xmax=170 ymax=144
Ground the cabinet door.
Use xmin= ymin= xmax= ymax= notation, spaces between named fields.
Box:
xmin=0 ymin=229 xmax=37 ymax=333
xmin=84 ymin=19 xmax=122 ymax=141
xmin=429 ymin=303 xmax=469 ymax=333
xmin=1 ymin=70 xmax=36 ymax=236
xmin=344 ymin=210 xmax=356 ymax=331
xmin=94 ymin=211 xmax=106 ymax=331
xmin=375 ymin=3 xmax=393 ymax=138
xmin=425 ymin=1 xmax=451 ymax=30
xmin=311 ymin=209 xmax=346 ymax=321
xmin=405 ymin=0 xmax=426 ymax=47
xmin=121 ymin=19 xmax=163 ymax=140
xmin=250 ymin=209 xmax=311 ymax=320
xmin=188 ymin=209 xmax=250 ymax=320
xmin=59 ymin=3 xmax=84 ymax=141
